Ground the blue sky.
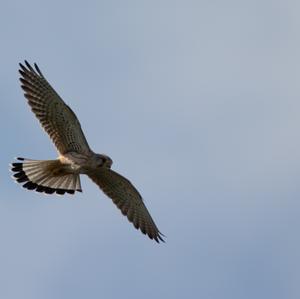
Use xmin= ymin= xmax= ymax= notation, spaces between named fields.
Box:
xmin=1 ymin=1 xmax=300 ymax=298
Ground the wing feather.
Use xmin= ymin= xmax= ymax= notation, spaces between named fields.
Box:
xmin=19 ymin=61 xmax=91 ymax=155
xmin=88 ymin=169 xmax=165 ymax=243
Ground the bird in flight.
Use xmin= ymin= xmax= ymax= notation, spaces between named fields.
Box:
xmin=11 ymin=61 xmax=164 ymax=243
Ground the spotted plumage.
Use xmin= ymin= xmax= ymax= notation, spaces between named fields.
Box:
xmin=11 ymin=61 xmax=164 ymax=243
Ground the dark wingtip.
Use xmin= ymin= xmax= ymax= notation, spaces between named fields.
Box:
xmin=19 ymin=60 xmax=41 ymax=77
xmin=153 ymin=232 xmax=166 ymax=244
xmin=19 ymin=62 xmax=26 ymax=71
xmin=24 ymin=60 xmax=31 ymax=69
xmin=158 ymin=233 xmax=166 ymax=243
xmin=34 ymin=63 xmax=43 ymax=77
xmin=19 ymin=60 xmax=43 ymax=77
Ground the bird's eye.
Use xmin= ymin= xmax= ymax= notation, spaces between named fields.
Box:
xmin=96 ymin=160 xmax=103 ymax=167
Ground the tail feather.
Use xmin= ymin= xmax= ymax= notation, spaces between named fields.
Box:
xmin=11 ymin=157 xmax=82 ymax=195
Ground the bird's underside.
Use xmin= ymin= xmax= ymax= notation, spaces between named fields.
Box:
xmin=11 ymin=60 xmax=164 ymax=243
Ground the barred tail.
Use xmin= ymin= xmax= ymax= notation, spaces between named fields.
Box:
xmin=10 ymin=157 xmax=82 ymax=195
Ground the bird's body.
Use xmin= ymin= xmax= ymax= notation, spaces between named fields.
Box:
xmin=11 ymin=61 xmax=164 ymax=243
xmin=59 ymin=151 xmax=113 ymax=175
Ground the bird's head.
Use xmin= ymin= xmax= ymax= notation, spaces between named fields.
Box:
xmin=95 ymin=154 xmax=113 ymax=168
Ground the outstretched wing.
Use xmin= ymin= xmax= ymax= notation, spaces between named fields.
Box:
xmin=88 ymin=168 xmax=165 ymax=243
xmin=19 ymin=61 xmax=91 ymax=155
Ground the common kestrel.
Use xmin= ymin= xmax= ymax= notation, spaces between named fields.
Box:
xmin=11 ymin=61 xmax=164 ymax=243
